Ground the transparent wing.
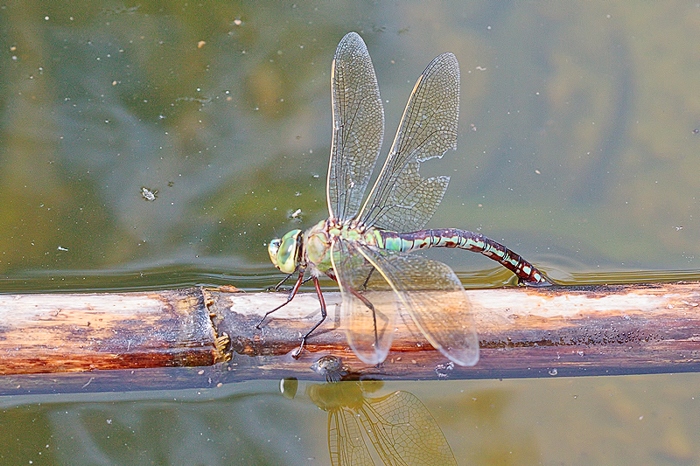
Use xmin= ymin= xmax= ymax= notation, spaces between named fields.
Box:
xmin=359 ymin=391 xmax=457 ymax=466
xmin=358 ymin=52 xmax=460 ymax=232
xmin=331 ymin=238 xmax=398 ymax=365
xmin=327 ymin=32 xmax=385 ymax=221
xmin=373 ymin=250 xmax=479 ymax=366
xmin=329 ymin=408 xmax=374 ymax=466
xmin=332 ymin=239 xmax=478 ymax=366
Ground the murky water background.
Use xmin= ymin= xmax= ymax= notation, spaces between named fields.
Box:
xmin=2 ymin=1 xmax=700 ymax=464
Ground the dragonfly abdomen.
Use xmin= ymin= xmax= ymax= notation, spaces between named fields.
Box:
xmin=380 ymin=228 xmax=550 ymax=286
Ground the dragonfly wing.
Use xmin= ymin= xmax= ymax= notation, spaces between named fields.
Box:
xmin=359 ymin=391 xmax=457 ymax=466
xmin=331 ymin=238 xmax=398 ymax=365
xmin=358 ymin=52 xmax=460 ymax=232
xmin=393 ymin=254 xmax=479 ymax=366
xmin=333 ymin=238 xmax=478 ymax=366
xmin=327 ymin=32 xmax=385 ymax=221
xmin=343 ymin=244 xmax=479 ymax=366
xmin=329 ymin=407 xmax=374 ymax=466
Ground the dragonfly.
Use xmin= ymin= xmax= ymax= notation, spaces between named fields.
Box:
xmin=260 ymin=32 xmax=549 ymax=366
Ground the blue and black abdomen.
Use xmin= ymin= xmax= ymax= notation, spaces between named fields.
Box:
xmin=379 ymin=228 xmax=550 ymax=286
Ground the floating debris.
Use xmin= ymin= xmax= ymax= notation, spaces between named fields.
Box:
xmin=141 ymin=187 xmax=158 ymax=201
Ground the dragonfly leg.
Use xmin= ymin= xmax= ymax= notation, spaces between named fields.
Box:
xmin=265 ymin=272 xmax=293 ymax=292
xmin=293 ymin=276 xmax=328 ymax=359
xmin=256 ymin=269 xmax=305 ymax=329
xmin=267 ymin=272 xmax=315 ymax=292
xmin=347 ymin=288 xmax=387 ymax=357
xmin=359 ymin=266 xmax=376 ymax=290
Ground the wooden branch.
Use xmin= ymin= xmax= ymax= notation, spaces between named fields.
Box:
xmin=1 ymin=282 xmax=700 ymax=394
xmin=0 ymin=288 xmax=220 ymax=374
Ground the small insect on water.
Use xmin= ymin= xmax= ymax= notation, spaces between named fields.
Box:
xmin=259 ymin=32 xmax=550 ymax=366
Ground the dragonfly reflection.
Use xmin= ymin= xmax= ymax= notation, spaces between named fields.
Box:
xmin=303 ymin=355 xmax=457 ymax=466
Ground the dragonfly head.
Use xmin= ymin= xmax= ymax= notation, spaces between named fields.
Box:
xmin=268 ymin=229 xmax=302 ymax=274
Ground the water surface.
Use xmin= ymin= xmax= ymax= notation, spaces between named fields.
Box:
xmin=2 ymin=1 xmax=700 ymax=464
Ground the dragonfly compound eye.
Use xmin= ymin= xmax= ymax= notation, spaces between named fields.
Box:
xmin=267 ymin=238 xmax=282 ymax=269
xmin=274 ymin=229 xmax=302 ymax=274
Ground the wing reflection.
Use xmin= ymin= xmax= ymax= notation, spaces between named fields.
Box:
xmin=304 ymin=355 xmax=457 ymax=466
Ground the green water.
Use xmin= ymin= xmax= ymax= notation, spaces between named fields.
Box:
xmin=2 ymin=1 xmax=700 ymax=464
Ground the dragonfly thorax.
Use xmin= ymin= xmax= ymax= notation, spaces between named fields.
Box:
xmin=268 ymin=229 xmax=302 ymax=274
xmin=305 ymin=218 xmax=380 ymax=274
xmin=304 ymin=220 xmax=335 ymax=273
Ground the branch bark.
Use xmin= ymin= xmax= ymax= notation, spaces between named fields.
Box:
xmin=1 ymin=282 xmax=699 ymax=394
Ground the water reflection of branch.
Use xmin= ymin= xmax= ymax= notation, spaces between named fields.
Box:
xmin=284 ymin=355 xmax=457 ymax=466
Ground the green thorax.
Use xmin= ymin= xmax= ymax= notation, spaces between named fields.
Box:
xmin=304 ymin=219 xmax=383 ymax=272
